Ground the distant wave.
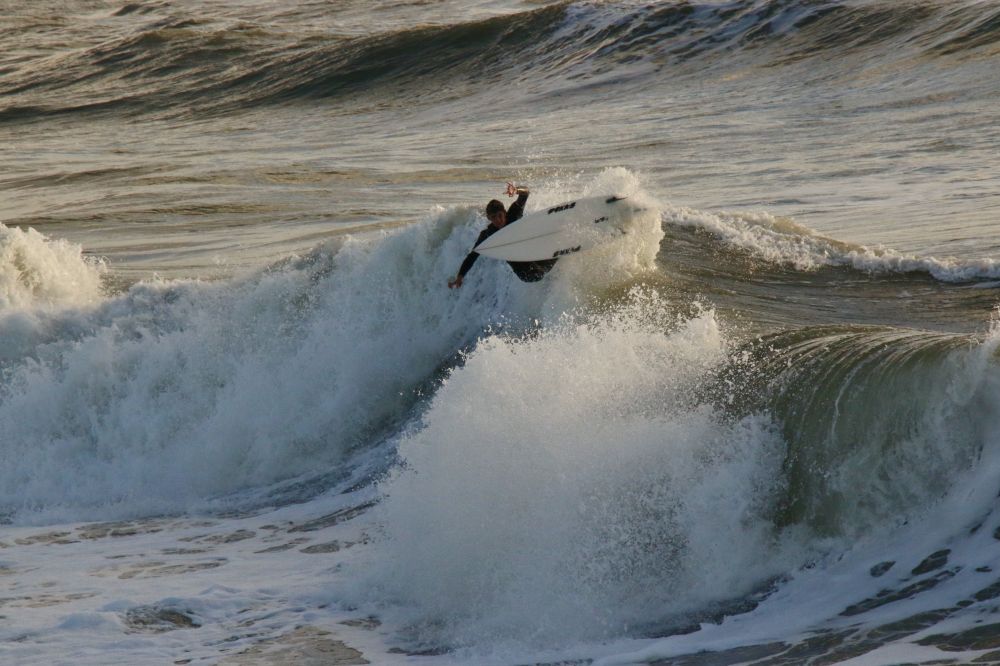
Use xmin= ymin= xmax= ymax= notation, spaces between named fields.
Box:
xmin=3 ymin=0 xmax=1000 ymax=120
xmin=667 ymin=205 xmax=1000 ymax=283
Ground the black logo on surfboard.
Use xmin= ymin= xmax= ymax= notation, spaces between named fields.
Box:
xmin=552 ymin=245 xmax=582 ymax=258
xmin=547 ymin=202 xmax=576 ymax=214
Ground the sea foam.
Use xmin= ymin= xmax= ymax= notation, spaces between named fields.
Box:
xmin=0 ymin=222 xmax=104 ymax=310
xmin=353 ymin=290 xmax=798 ymax=652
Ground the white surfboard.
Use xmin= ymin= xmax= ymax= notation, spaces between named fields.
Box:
xmin=474 ymin=195 xmax=634 ymax=262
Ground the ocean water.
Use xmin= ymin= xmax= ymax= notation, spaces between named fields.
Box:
xmin=4 ymin=1 xmax=1000 ymax=664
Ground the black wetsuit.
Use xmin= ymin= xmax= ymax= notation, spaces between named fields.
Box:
xmin=457 ymin=192 xmax=558 ymax=283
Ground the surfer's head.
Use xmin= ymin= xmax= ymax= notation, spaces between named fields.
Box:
xmin=485 ymin=200 xmax=507 ymax=227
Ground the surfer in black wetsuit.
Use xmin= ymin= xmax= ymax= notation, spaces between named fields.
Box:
xmin=448 ymin=182 xmax=558 ymax=288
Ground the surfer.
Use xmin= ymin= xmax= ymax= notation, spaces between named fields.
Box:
xmin=448 ymin=182 xmax=558 ymax=288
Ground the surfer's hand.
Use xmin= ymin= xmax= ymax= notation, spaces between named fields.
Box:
xmin=505 ymin=182 xmax=529 ymax=197
xmin=448 ymin=275 xmax=463 ymax=289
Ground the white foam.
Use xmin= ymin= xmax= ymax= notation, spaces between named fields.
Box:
xmin=350 ymin=290 xmax=800 ymax=653
xmin=0 ymin=208 xmax=514 ymax=523
xmin=0 ymin=222 xmax=104 ymax=310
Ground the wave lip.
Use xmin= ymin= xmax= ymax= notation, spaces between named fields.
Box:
xmin=726 ymin=324 xmax=998 ymax=536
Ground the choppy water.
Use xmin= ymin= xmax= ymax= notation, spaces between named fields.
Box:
xmin=4 ymin=1 xmax=1000 ymax=664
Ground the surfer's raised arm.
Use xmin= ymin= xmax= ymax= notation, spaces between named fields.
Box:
xmin=447 ymin=183 xmax=531 ymax=289
xmin=505 ymin=181 xmax=529 ymax=198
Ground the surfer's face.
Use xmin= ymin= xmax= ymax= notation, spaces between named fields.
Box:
xmin=488 ymin=210 xmax=507 ymax=227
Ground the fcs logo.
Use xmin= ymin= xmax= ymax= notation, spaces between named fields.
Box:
xmin=546 ymin=201 xmax=576 ymax=214
xmin=552 ymin=245 xmax=582 ymax=258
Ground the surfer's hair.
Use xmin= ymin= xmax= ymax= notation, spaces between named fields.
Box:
xmin=485 ymin=200 xmax=505 ymax=216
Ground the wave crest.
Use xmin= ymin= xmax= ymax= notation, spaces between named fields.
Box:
xmin=668 ymin=205 xmax=1000 ymax=283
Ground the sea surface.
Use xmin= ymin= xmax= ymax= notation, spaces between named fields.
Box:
xmin=4 ymin=1 xmax=1000 ymax=664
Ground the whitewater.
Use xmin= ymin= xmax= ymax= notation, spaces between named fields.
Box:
xmin=5 ymin=1 xmax=1000 ymax=665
